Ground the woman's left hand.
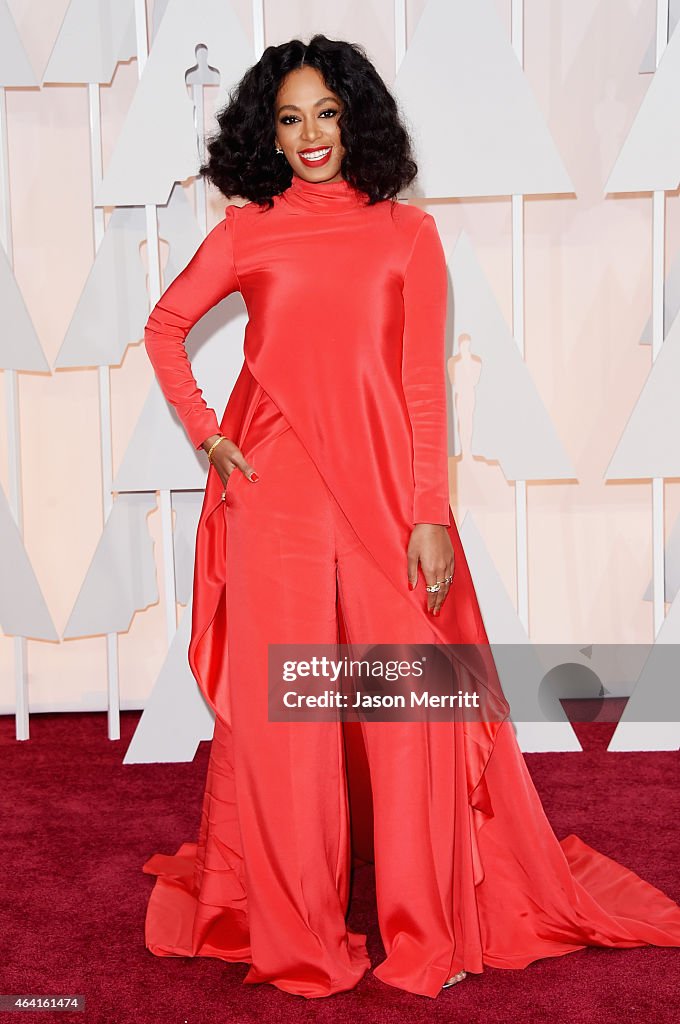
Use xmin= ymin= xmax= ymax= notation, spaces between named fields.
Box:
xmin=407 ymin=524 xmax=455 ymax=615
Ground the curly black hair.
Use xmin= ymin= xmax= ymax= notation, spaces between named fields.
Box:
xmin=199 ymin=34 xmax=418 ymax=209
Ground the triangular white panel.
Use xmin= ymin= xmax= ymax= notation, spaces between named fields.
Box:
xmin=95 ymin=0 xmax=253 ymax=206
xmin=605 ymin=310 xmax=680 ymax=479
xmin=42 ymin=0 xmax=136 ymax=85
xmin=639 ymin=2 xmax=680 ymax=73
xmin=55 ymin=185 xmax=200 ymax=369
xmin=0 ymin=246 xmax=49 ymax=371
xmin=393 ymin=0 xmax=573 ymax=199
xmin=0 ymin=485 xmax=57 ymax=640
xmin=124 ymin=598 xmax=215 ymax=764
xmin=171 ymin=490 xmax=202 ymax=605
xmin=642 ymin=513 xmax=680 ymax=604
xmin=62 ymin=493 xmax=158 ymax=638
xmin=458 ymin=512 xmax=581 ymax=752
xmin=0 ymin=0 xmax=37 ymax=86
xmin=639 ymin=249 xmax=680 ymax=345
xmin=54 ymin=207 xmax=148 ymax=368
xmin=113 ymin=295 xmax=247 ymax=492
xmin=151 ymin=0 xmax=175 ymax=39
xmin=606 ymin=21 xmax=680 ymax=193
xmin=156 ymin=184 xmax=220 ymax=284
xmin=607 ymin=599 xmax=680 ymax=751
xmin=447 ymin=231 xmax=575 ymax=480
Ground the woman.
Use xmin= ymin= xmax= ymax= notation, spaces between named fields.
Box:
xmin=141 ymin=35 xmax=680 ymax=999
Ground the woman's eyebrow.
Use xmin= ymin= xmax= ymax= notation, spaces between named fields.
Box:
xmin=276 ymin=96 xmax=340 ymax=114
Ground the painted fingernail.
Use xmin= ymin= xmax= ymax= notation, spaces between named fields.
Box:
xmin=408 ymin=581 xmax=415 ymax=590
xmin=250 ymin=472 xmax=259 ymax=482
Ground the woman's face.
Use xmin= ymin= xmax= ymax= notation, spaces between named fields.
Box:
xmin=274 ymin=66 xmax=346 ymax=183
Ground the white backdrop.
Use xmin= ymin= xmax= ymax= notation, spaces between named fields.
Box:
xmin=0 ymin=0 xmax=679 ymax=757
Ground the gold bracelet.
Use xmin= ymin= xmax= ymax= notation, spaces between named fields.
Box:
xmin=207 ymin=436 xmax=226 ymax=463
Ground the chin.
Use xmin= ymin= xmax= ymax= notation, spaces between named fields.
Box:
xmin=297 ymin=163 xmax=343 ymax=180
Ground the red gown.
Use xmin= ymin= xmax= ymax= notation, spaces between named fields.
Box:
xmin=141 ymin=172 xmax=680 ymax=997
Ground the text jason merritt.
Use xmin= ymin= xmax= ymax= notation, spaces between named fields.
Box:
xmin=281 ymin=690 xmax=481 ymax=709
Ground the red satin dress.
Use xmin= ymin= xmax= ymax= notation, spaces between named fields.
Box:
xmin=141 ymin=173 xmax=680 ymax=998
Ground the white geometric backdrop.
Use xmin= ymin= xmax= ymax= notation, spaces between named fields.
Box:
xmin=1 ymin=0 xmax=678 ymax=759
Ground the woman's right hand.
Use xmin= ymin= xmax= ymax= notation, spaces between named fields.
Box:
xmin=201 ymin=434 xmax=259 ymax=488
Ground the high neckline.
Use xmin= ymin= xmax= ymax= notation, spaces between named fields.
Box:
xmin=281 ymin=173 xmax=370 ymax=213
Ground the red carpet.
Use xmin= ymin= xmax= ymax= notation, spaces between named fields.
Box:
xmin=2 ymin=709 xmax=678 ymax=1024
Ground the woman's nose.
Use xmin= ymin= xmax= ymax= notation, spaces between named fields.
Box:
xmin=300 ymin=120 xmax=322 ymax=143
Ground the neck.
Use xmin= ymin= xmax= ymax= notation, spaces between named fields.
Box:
xmin=281 ymin=172 xmax=370 ymax=213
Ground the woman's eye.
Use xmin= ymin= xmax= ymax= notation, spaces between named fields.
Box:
xmin=279 ymin=109 xmax=339 ymax=125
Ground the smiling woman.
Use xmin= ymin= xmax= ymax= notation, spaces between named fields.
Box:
xmin=274 ymin=72 xmax=346 ymax=176
xmin=140 ymin=32 xmax=680 ymax=1004
xmin=195 ymin=34 xmax=417 ymax=208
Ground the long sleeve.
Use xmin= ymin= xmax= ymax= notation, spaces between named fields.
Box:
xmin=144 ymin=206 xmax=240 ymax=450
xmin=400 ymin=212 xmax=451 ymax=526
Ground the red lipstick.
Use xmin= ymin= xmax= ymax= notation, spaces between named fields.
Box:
xmin=298 ymin=146 xmax=333 ymax=168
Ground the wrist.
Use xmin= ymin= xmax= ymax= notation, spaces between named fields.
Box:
xmin=202 ymin=433 xmax=223 ymax=453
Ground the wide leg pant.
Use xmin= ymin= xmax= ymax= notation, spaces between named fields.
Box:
xmin=221 ymin=389 xmax=481 ymax=997
xmin=143 ymin=389 xmax=680 ymax=999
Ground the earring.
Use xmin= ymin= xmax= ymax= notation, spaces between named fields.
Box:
xmin=275 ymin=144 xmax=284 ymax=155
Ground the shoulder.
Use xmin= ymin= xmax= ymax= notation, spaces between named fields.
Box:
xmin=224 ymin=198 xmax=284 ymax=233
xmin=222 ymin=201 xmax=257 ymax=244
xmin=377 ymin=201 xmax=443 ymax=267
xmin=380 ymin=199 xmax=436 ymax=239
xmin=384 ymin=199 xmax=430 ymax=224
xmin=224 ymin=200 xmax=253 ymax=220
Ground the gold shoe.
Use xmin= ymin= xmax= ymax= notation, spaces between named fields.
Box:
xmin=442 ymin=969 xmax=467 ymax=989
